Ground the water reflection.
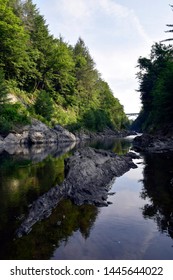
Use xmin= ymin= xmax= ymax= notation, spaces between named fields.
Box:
xmin=3 ymin=199 xmax=98 ymax=260
xmin=1 ymin=137 xmax=173 ymax=259
xmin=84 ymin=137 xmax=132 ymax=154
xmin=0 ymin=143 xmax=76 ymax=260
xmin=0 ymin=138 xmax=132 ymax=259
xmin=1 ymin=142 xmax=76 ymax=162
xmin=141 ymin=152 xmax=173 ymax=239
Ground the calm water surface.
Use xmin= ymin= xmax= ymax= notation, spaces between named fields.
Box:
xmin=0 ymin=138 xmax=173 ymax=259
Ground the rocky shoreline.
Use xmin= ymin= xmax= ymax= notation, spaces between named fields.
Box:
xmin=0 ymin=119 xmax=137 ymax=154
xmin=133 ymin=133 xmax=173 ymax=153
xmin=0 ymin=119 xmax=76 ymax=151
xmin=16 ymin=147 xmax=138 ymax=237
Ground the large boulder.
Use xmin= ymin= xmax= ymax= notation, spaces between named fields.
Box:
xmin=54 ymin=125 xmax=76 ymax=143
xmin=0 ymin=120 xmax=76 ymax=149
xmin=28 ymin=119 xmax=58 ymax=144
xmin=4 ymin=133 xmax=23 ymax=145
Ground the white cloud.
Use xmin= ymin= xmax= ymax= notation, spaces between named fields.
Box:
xmin=60 ymin=0 xmax=92 ymax=20
xmin=99 ymin=0 xmax=131 ymax=18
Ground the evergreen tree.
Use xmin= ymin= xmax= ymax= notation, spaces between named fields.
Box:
xmin=0 ymin=0 xmax=29 ymax=80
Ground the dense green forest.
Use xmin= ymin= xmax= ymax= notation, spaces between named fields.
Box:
xmin=132 ymin=6 xmax=173 ymax=134
xmin=0 ymin=0 xmax=128 ymax=135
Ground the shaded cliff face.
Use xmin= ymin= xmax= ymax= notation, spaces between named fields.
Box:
xmin=16 ymin=147 xmax=137 ymax=237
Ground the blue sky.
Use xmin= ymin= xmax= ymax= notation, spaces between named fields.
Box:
xmin=32 ymin=0 xmax=173 ymax=113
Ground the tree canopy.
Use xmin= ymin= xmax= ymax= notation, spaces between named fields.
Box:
xmin=133 ymin=42 xmax=173 ymax=133
xmin=0 ymin=0 xmax=128 ymax=134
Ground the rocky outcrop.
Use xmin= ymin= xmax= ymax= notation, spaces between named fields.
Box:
xmin=133 ymin=134 xmax=173 ymax=153
xmin=0 ymin=119 xmax=76 ymax=151
xmin=16 ymin=147 xmax=137 ymax=237
xmin=27 ymin=119 xmax=58 ymax=144
xmin=63 ymin=147 xmax=137 ymax=206
xmin=54 ymin=125 xmax=77 ymax=143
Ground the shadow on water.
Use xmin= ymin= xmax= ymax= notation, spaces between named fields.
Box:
xmin=140 ymin=152 xmax=173 ymax=239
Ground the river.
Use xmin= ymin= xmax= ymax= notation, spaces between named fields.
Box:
xmin=0 ymin=137 xmax=173 ymax=259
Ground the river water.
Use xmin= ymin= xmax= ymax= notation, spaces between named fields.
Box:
xmin=0 ymin=137 xmax=173 ymax=260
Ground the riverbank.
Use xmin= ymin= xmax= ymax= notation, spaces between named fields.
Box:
xmin=0 ymin=119 xmax=76 ymax=149
xmin=133 ymin=133 xmax=173 ymax=153
xmin=0 ymin=119 xmax=136 ymax=154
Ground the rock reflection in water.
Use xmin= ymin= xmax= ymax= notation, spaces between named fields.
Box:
xmin=141 ymin=152 xmax=173 ymax=239
xmin=0 ymin=142 xmax=76 ymax=260
xmin=1 ymin=141 xmax=76 ymax=163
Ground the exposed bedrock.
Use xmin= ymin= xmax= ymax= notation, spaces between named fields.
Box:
xmin=16 ymin=147 xmax=137 ymax=237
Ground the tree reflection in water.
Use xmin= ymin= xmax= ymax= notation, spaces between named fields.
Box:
xmin=141 ymin=152 xmax=173 ymax=239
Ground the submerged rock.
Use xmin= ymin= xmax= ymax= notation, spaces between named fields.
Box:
xmin=16 ymin=147 xmax=137 ymax=237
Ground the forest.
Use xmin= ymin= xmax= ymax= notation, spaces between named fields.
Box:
xmin=0 ymin=0 xmax=128 ymax=135
xmin=132 ymin=7 xmax=173 ymax=134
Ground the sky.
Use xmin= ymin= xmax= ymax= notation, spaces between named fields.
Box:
xmin=32 ymin=0 xmax=173 ymax=113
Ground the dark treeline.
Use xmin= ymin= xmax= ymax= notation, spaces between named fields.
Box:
xmin=0 ymin=0 xmax=128 ymax=135
xmin=132 ymin=5 xmax=173 ymax=134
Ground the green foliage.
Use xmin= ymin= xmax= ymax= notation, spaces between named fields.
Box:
xmin=136 ymin=43 xmax=173 ymax=132
xmin=34 ymin=90 xmax=54 ymax=121
xmin=82 ymin=109 xmax=112 ymax=131
xmin=0 ymin=0 xmax=127 ymax=134
xmin=0 ymin=103 xmax=29 ymax=135
xmin=0 ymin=68 xmax=8 ymax=104
xmin=0 ymin=0 xmax=29 ymax=80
